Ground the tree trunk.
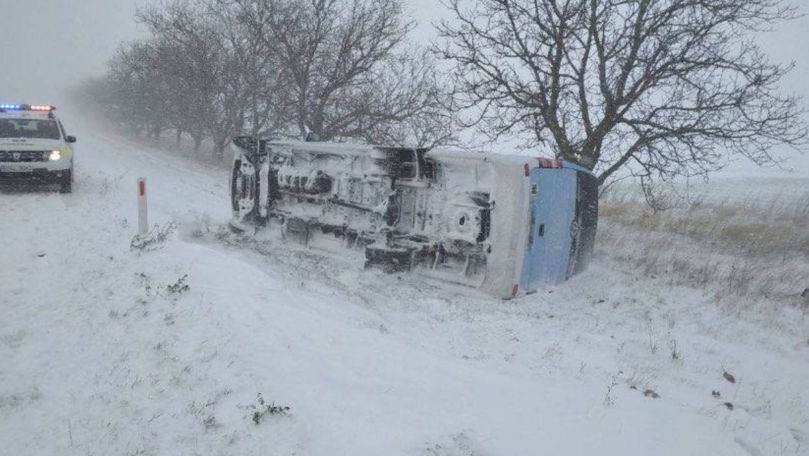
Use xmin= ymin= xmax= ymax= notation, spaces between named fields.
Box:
xmin=151 ymin=124 xmax=163 ymax=144
xmin=212 ymin=135 xmax=229 ymax=160
xmin=192 ymin=135 xmax=203 ymax=154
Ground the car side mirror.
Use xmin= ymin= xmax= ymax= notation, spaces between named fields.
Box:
xmin=66 ymin=135 xmax=77 ymax=143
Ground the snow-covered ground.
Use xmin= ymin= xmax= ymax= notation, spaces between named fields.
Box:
xmin=2 ymin=116 xmax=808 ymax=456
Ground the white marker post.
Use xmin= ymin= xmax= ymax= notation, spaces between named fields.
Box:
xmin=137 ymin=178 xmax=148 ymax=235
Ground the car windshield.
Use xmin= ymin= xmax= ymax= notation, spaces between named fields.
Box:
xmin=0 ymin=119 xmax=61 ymax=140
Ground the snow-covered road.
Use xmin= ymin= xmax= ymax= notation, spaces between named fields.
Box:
xmin=1 ymin=117 xmax=807 ymax=456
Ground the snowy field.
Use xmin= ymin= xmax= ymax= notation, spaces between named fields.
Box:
xmin=1 ymin=116 xmax=808 ymax=456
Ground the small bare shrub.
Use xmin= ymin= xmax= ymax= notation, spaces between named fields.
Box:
xmin=131 ymin=222 xmax=177 ymax=251
xmin=669 ymin=339 xmax=680 ymax=361
xmin=251 ymin=393 xmax=290 ymax=425
xmin=603 ymin=370 xmax=623 ymax=407
xmin=643 ymin=389 xmax=660 ymax=399
xmin=166 ymin=275 xmax=190 ymax=294
xmin=640 ymin=178 xmax=674 ymax=214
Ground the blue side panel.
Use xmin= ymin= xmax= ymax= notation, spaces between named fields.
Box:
xmin=520 ymin=168 xmax=578 ymax=291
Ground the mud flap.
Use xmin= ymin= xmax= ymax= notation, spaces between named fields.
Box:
xmin=283 ymin=217 xmax=311 ymax=246
xmin=364 ymin=247 xmax=413 ymax=273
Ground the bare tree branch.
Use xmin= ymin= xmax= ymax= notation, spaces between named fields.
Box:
xmin=436 ymin=0 xmax=807 ymax=184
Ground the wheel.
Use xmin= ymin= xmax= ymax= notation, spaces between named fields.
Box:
xmin=59 ymin=169 xmax=72 ymax=194
xmin=230 ymin=156 xmax=258 ymax=222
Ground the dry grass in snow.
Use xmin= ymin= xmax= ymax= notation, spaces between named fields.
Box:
xmin=598 ymin=180 xmax=809 ymax=307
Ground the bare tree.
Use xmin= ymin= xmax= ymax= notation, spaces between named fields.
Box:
xmin=235 ymin=0 xmax=449 ymax=144
xmin=436 ymin=0 xmax=807 ymax=185
xmin=361 ymin=50 xmax=458 ymax=148
xmin=138 ymin=0 xmax=290 ymax=158
xmin=106 ymin=41 xmax=174 ymax=140
xmin=136 ymin=3 xmax=225 ymax=153
xmin=78 ymin=0 xmax=455 ymax=156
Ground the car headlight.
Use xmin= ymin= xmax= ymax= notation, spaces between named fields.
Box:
xmin=49 ymin=150 xmax=62 ymax=161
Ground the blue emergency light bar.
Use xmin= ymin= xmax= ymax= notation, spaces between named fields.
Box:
xmin=0 ymin=103 xmax=56 ymax=112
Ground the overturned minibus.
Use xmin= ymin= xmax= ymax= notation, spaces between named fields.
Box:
xmin=230 ymin=138 xmax=598 ymax=299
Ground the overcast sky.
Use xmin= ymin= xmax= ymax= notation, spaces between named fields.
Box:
xmin=1 ymin=0 xmax=806 ymax=176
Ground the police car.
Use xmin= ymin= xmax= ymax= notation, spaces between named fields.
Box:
xmin=0 ymin=104 xmax=76 ymax=193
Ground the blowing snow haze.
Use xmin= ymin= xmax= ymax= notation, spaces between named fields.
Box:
xmin=0 ymin=0 xmax=807 ymax=174
xmin=0 ymin=0 xmax=146 ymax=101
xmin=1 ymin=0 xmax=807 ymax=93
xmin=0 ymin=0 xmax=440 ymax=101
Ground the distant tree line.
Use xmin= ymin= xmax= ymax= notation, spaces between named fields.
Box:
xmin=78 ymin=0 xmax=805 ymax=186
xmin=77 ymin=0 xmax=454 ymax=158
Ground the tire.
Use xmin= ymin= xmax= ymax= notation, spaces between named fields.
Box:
xmin=59 ymin=169 xmax=72 ymax=194
xmin=230 ymin=156 xmax=258 ymax=222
